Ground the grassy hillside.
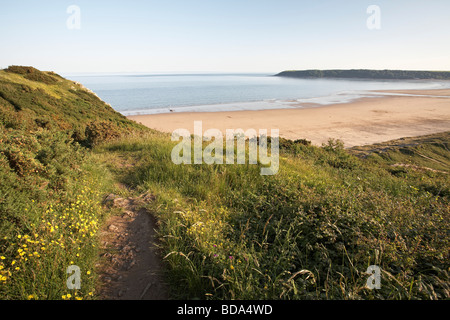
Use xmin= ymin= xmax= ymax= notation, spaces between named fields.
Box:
xmin=0 ymin=66 xmax=146 ymax=146
xmin=1 ymin=67 xmax=448 ymax=300
xmin=275 ymin=69 xmax=450 ymax=80
xmin=0 ymin=66 xmax=148 ymax=299
xmin=96 ymin=132 xmax=449 ymax=300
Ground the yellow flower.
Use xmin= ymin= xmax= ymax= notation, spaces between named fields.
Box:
xmin=28 ymin=295 xmax=35 ymax=300
xmin=0 ymin=256 xmax=5 ymax=260
xmin=87 ymin=271 xmax=91 ymax=275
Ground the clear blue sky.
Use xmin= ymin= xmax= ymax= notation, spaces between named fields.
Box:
xmin=1 ymin=0 xmax=449 ymax=73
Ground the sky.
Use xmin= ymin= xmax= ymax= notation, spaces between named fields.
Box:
xmin=1 ymin=0 xmax=450 ymax=73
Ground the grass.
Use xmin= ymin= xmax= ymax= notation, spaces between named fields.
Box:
xmin=96 ymin=132 xmax=449 ymax=300
xmin=0 ymin=66 xmax=448 ymax=300
xmin=0 ymin=66 xmax=146 ymax=299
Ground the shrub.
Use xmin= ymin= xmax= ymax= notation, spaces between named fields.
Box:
xmin=84 ymin=121 xmax=123 ymax=147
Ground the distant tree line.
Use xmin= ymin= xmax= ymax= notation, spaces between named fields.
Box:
xmin=275 ymin=69 xmax=450 ymax=80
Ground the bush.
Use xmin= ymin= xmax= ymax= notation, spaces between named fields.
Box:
xmin=84 ymin=121 xmax=123 ymax=147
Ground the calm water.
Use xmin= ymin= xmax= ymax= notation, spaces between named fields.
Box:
xmin=64 ymin=73 xmax=449 ymax=115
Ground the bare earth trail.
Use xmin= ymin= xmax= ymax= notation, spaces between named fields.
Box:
xmin=96 ymin=192 xmax=169 ymax=300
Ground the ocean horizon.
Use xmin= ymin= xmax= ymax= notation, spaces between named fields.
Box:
xmin=63 ymin=73 xmax=450 ymax=116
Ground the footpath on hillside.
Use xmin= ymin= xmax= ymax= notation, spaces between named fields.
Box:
xmin=96 ymin=191 xmax=169 ymax=300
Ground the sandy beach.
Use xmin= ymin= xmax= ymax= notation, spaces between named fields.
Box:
xmin=127 ymin=89 xmax=450 ymax=148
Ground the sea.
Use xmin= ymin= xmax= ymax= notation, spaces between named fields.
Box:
xmin=62 ymin=73 xmax=450 ymax=116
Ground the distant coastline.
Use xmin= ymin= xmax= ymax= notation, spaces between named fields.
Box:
xmin=275 ymin=69 xmax=450 ymax=80
xmin=68 ymin=73 xmax=449 ymax=116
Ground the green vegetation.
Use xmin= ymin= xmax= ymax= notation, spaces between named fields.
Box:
xmin=0 ymin=65 xmax=146 ymax=146
xmin=1 ymin=66 xmax=448 ymax=300
xmin=276 ymin=69 xmax=450 ymax=80
xmin=98 ymin=132 xmax=449 ymax=300
xmin=0 ymin=66 xmax=148 ymax=299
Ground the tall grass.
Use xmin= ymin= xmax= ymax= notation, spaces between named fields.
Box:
xmin=98 ymin=132 xmax=449 ymax=300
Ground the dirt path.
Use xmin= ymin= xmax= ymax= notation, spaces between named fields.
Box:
xmin=96 ymin=193 xmax=169 ymax=300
